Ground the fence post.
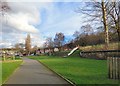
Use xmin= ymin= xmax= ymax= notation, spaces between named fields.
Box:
xmin=107 ymin=57 xmax=110 ymax=78
xmin=118 ymin=58 xmax=120 ymax=79
xmin=110 ymin=57 xmax=113 ymax=79
xmin=107 ymin=57 xmax=120 ymax=79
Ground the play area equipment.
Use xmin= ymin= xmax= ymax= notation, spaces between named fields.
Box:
xmin=68 ymin=47 xmax=79 ymax=56
xmin=63 ymin=46 xmax=79 ymax=57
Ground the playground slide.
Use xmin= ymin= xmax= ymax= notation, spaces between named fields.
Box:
xmin=68 ymin=47 xmax=79 ymax=56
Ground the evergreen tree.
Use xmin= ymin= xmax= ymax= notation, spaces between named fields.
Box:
xmin=25 ymin=34 xmax=31 ymax=55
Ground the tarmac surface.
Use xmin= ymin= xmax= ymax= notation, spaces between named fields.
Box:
xmin=5 ymin=57 xmax=71 ymax=84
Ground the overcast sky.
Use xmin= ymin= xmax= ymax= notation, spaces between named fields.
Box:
xmin=0 ymin=0 xmax=93 ymax=48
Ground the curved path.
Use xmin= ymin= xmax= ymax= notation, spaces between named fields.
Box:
xmin=5 ymin=57 xmax=71 ymax=85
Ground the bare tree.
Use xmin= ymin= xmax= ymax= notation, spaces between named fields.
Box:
xmin=14 ymin=43 xmax=25 ymax=54
xmin=107 ymin=0 xmax=120 ymax=41
xmin=45 ymin=37 xmax=54 ymax=48
xmin=73 ymin=31 xmax=80 ymax=40
xmin=43 ymin=41 xmax=47 ymax=48
xmin=54 ymin=32 xmax=65 ymax=48
xmin=76 ymin=0 xmax=114 ymax=48
xmin=31 ymin=45 xmax=38 ymax=55
xmin=14 ymin=43 xmax=20 ymax=50
xmin=25 ymin=34 xmax=31 ymax=55
xmin=81 ymin=24 xmax=93 ymax=35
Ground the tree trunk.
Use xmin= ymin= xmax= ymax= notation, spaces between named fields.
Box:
xmin=101 ymin=0 xmax=109 ymax=49
xmin=117 ymin=22 xmax=120 ymax=49
xmin=118 ymin=10 xmax=120 ymax=41
xmin=117 ymin=24 xmax=120 ymax=41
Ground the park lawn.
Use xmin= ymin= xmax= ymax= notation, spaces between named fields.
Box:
xmin=0 ymin=62 xmax=2 ymax=85
xmin=29 ymin=56 xmax=119 ymax=85
xmin=2 ymin=60 xmax=23 ymax=84
xmin=0 ymin=57 xmax=2 ymax=61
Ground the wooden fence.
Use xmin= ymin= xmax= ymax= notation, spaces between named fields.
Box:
xmin=107 ymin=57 xmax=120 ymax=79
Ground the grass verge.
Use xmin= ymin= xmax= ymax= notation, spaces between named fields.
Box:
xmin=1 ymin=60 xmax=22 ymax=84
xmin=29 ymin=56 xmax=119 ymax=85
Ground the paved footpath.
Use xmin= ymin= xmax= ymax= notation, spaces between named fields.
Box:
xmin=5 ymin=57 xmax=71 ymax=84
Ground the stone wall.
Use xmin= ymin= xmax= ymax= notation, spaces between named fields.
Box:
xmin=80 ymin=50 xmax=120 ymax=60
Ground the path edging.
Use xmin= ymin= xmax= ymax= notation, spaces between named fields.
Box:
xmin=37 ymin=60 xmax=76 ymax=86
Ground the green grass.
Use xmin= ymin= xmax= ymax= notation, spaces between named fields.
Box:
xmin=0 ymin=62 xmax=2 ymax=85
xmin=0 ymin=57 xmax=2 ymax=61
xmin=29 ymin=56 xmax=119 ymax=85
xmin=1 ymin=60 xmax=22 ymax=84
